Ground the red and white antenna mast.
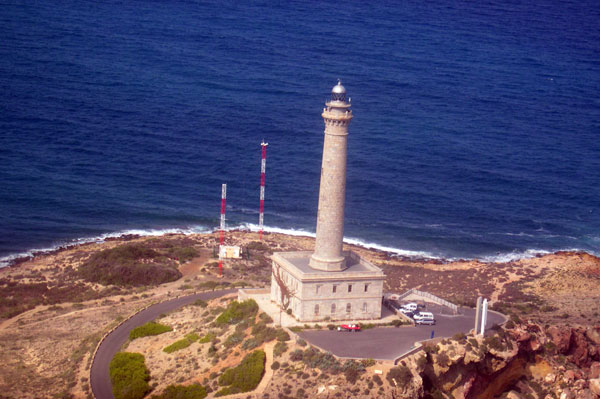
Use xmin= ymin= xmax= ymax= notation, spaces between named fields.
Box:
xmin=218 ymin=183 xmax=226 ymax=277
xmin=259 ymin=141 xmax=268 ymax=240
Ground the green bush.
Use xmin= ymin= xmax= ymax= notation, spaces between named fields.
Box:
xmin=215 ymin=300 xmax=258 ymax=326
xmin=129 ymin=322 xmax=172 ymax=340
xmin=109 ymin=352 xmax=150 ymax=399
xmin=79 ymin=243 xmax=181 ymax=286
xmin=275 ymin=328 xmax=290 ymax=342
xmin=224 ymin=331 xmax=245 ymax=348
xmin=274 ymin=341 xmax=288 ymax=357
xmin=198 ymin=332 xmax=216 ymax=344
xmin=163 ymin=333 xmax=200 ymax=354
xmin=168 ymin=247 xmax=198 ymax=263
xmin=216 ymin=350 xmax=266 ymax=396
xmin=242 ymin=338 xmax=259 ymax=350
xmin=150 ymin=383 xmax=207 ymax=399
xmin=259 ymin=312 xmax=274 ymax=323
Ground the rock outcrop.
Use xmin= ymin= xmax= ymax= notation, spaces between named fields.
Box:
xmin=400 ymin=323 xmax=600 ymax=399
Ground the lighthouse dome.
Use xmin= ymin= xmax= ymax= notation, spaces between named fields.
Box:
xmin=331 ymin=80 xmax=346 ymax=102
xmin=332 ymin=80 xmax=346 ymax=94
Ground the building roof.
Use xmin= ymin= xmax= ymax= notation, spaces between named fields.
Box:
xmin=272 ymin=251 xmax=385 ymax=282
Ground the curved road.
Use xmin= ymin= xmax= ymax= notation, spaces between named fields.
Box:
xmin=90 ymin=289 xmax=236 ymax=399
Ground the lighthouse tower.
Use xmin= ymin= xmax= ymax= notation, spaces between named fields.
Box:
xmin=269 ymin=81 xmax=384 ymax=322
xmin=310 ymin=81 xmax=353 ymax=271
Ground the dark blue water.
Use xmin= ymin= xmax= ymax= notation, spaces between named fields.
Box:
xmin=2 ymin=0 xmax=599 ymax=265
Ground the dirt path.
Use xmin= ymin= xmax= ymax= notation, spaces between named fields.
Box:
xmin=179 ymin=249 xmax=213 ymax=277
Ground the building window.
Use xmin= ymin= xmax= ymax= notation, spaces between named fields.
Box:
xmin=346 ymin=303 xmax=351 ymax=313
xmin=348 ymin=284 xmax=352 ymax=293
xmin=363 ymin=302 xmax=367 ymax=312
xmin=316 ymin=284 xmax=321 ymax=294
xmin=331 ymin=303 xmax=336 ymax=314
xmin=333 ymin=285 xmax=337 ymax=293
xmin=314 ymin=304 xmax=319 ymax=315
xmin=364 ymin=284 xmax=369 ymax=292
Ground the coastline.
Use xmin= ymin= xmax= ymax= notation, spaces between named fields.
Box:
xmin=1 ymin=226 xmax=596 ymax=270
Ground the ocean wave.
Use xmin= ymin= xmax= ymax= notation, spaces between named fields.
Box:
xmin=1 ymin=222 xmax=597 ymax=268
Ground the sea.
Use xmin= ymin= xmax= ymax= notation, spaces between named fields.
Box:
xmin=1 ymin=0 xmax=599 ymax=267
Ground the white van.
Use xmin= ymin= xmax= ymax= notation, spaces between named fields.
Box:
xmin=402 ymin=303 xmax=418 ymax=312
xmin=413 ymin=311 xmax=435 ymax=325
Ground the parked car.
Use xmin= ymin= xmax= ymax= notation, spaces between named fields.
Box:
xmin=401 ymin=303 xmax=418 ymax=312
xmin=413 ymin=311 xmax=435 ymax=325
xmin=338 ymin=324 xmax=361 ymax=332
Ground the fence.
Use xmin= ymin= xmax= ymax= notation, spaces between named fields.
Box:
xmin=394 ymin=289 xmax=459 ymax=315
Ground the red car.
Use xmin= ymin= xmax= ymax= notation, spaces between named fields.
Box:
xmin=337 ymin=324 xmax=361 ymax=332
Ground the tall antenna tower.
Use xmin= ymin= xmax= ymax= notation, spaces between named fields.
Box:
xmin=218 ymin=183 xmax=226 ymax=277
xmin=259 ymin=141 xmax=268 ymax=240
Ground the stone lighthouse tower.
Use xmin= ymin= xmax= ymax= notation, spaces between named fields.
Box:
xmin=270 ymin=81 xmax=384 ymax=322
xmin=310 ymin=81 xmax=353 ymax=271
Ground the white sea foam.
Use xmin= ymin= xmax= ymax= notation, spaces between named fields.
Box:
xmin=1 ymin=223 xmax=596 ymax=268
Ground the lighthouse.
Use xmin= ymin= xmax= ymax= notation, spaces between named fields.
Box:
xmin=310 ymin=81 xmax=353 ymax=271
xmin=270 ymin=81 xmax=384 ymax=322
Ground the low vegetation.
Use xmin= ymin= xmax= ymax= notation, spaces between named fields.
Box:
xmin=79 ymin=243 xmax=182 ymax=286
xmin=215 ymin=299 xmax=258 ymax=326
xmin=216 ymin=350 xmax=266 ymax=396
xmin=129 ymin=321 xmax=173 ymax=340
xmin=163 ymin=333 xmax=200 ymax=354
xmin=109 ymin=352 xmax=150 ymax=399
xmin=150 ymin=383 xmax=207 ymax=399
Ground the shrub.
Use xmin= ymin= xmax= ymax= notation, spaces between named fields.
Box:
xmin=271 ymin=361 xmax=280 ymax=370
xmin=373 ymin=374 xmax=383 ymax=386
xmin=274 ymin=341 xmax=288 ymax=357
xmin=198 ymin=332 xmax=216 ymax=344
xmin=361 ymin=358 xmax=376 ymax=368
xmin=301 ymin=348 xmax=341 ymax=373
xmin=163 ymin=333 xmax=200 ymax=354
xmin=193 ymin=299 xmax=208 ymax=308
xmin=452 ymin=332 xmax=466 ymax=342
xmin=216 ymin=350 xmax=266 ymax=396
xmin=80 ymin=244 xmax=181 ymax=286
xmin=109 ymin=352 xmax=150 ymax=399
xmin=242 ymin=338 xmax=259 ymax=350
xmin=224 ymin=331 xmax=245 ymax=348
xmin=296 ymin=339 xmax=307 ymax=347
xmin=215 ymin=300 xmax=258 ymax=326
xmin=275 ymin=329 xmax=290 ymax=342
xmin=327 ymin=324 xmax=336 ymax=330
xmin=289 ymin=349 xmax=304 ymax=362
xmin=342 ymin=360 xmax=365 ymax=384
xmin=259 ymin=312 xmax=274 ymax=323
xmin=386 ymin=365 xmax=412 ymax=386
xmin=129 ymin=322 xmax=172 ymax=340
xmin=483 ymin=335 xmax=504 ymax=352
xmin=168 ymin=247 xmax=198 ymax=263
xmin=150 ymin=383 xmax=207 ymax=399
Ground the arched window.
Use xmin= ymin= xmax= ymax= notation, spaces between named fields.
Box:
xmin=314 ymin=304 xmax=319 ymax=316
xmin=346 ymin=303 xmax=351 ymax=313
xmin=362 ymin=302 xmax=368 ymax=312
xmin=331 ymin=303 xmax=336 ymax=314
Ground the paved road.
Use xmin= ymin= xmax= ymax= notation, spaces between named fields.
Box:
xmin=298 ymin=308 xmax=505 ymax=361
xmin=90 ymin=289 xmax=236 ymax=399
